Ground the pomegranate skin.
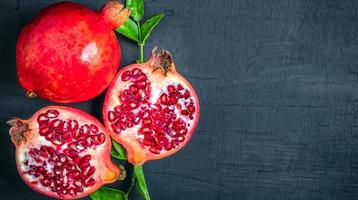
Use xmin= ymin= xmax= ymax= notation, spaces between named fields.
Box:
xmin=16 ymin=1 xmax=130 ymax=103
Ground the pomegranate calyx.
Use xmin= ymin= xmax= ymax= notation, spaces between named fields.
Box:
xmin=26 ymin=91 xmax=37 ymax=98
xmin=118 ymin=165 xmax=127 ymax=181
xmin=150 ymin=47 xmax=174 ymax=76
xmin=7 ymin=118 xmax=28 ymax=145
xmin=100 ymin=0 xmax=130 ymax=29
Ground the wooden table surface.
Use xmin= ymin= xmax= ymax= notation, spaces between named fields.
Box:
xmin=1 ymin=0 xmax=358 ymax=199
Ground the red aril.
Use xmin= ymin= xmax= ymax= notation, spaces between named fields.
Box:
xmin=103 ymin=48 xmax=200 ymax=165
xmin=16 ymin=1 xmax=130 ymax=103
xmin=7 ymin=106 xmax=122 ymax=199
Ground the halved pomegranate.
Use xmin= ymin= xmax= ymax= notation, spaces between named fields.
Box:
xmin=7 ymin=106 xmax=121 ymax=199
xmin=103 ymin=48 xmax=200 ymax=165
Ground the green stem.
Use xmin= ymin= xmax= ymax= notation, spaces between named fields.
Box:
xmin=136 ymin=21 xmax=144 ymax=63
xmin=125 ymin=167 xmax=136 ymax=198
xmin=139 ymin=43 xmax=144 ymax=63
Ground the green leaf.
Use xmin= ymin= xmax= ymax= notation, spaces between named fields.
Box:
xmin=140 ymin=14 xmax=164 ymax=44
xmin=134 ymin=166 xmax=151 ymax=200
xmin=112 ymin=141 xmax=127 ymax=160
xmin=90 ymin=187 xmax=127 ymax=200
xmin=116 ymin=18 xmax=140 ymax=42
xmin=126 ymin=0 xmax=144 ymax=21
xmin=111 ymin=148 xmax=126 ymax=160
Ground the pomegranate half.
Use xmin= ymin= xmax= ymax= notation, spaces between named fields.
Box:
xmin=7 ymin=106 xmax=121 ymax=199
xmin=16 ymin=1 xmax=130 ymax=103
xmin=103 ymin=48 xmax=200 ymax=165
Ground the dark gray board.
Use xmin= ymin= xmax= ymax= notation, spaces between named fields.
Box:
xmin=1 ymin=0 xmax=358 ymax=199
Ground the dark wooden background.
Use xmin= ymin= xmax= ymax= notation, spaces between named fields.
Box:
xmin=1 ymin=0 xmax=358 ymax=199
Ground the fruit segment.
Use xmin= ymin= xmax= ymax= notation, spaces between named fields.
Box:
xmin=103 ymin=48 xmax=200 ymax=165
xmin=7 ymin=106 xmax=119 ymax=199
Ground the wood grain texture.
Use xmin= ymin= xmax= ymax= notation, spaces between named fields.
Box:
xmin=1 ymin=0 xmax=358 ymax=199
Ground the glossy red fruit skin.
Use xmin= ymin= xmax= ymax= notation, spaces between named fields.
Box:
xmin=7 ymin=106 xmax=120 ymax=199
xmin=16 ymin=1 xmax=129 ymax=103
xmin=103 ymin=48 xmax=200 ymax=165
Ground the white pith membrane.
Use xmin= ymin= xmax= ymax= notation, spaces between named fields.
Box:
xmin=105 ymin=65 xmax=199 ymax=164
xmin=16 ymin=107 xmax=114 ymax=198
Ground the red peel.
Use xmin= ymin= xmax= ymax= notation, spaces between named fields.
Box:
xmin=16 ymin=1 xmax=130 ymax=103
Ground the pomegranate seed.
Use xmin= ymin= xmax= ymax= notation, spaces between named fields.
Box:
xmin=86 ymin=178 xmax=96 ymax=187
xmin=49 ymin=119 xmax=62 ymax=128
xmin=163 ymin=107 xmax=170 ymax=113
xmin=167 ymin=85 xmax=176 ymax=94
xmin=140 ymin=110 xmax=150 ymax=119
xmin=37 ymin=113 xmax=49 ymax=123
xmin=85 ymin=166 xmax=96 ymax=178
xmin=187 ymin=105 xmax=196 ymax=113
xmin=143 ymin=136 xmax=157 ymax=146
xmin=164 ymin=142 xmax=173 ymax=150
xmin=118 ymin=122 xmax=126 ymax=130
xmin=111 ymin=124 xmax=121 ymax=134
xmin=119 ymin=93 xmax=128 ymax=103
xmin=175 ymin=103 xmax=182 ymax=110
xmin=79 ymin=161 xmax=90 ymax=171
xmin=149 ymin=147 xmax=161 ymax=154
xmin=129 ymin=102 xmax=139 ymax=109
xmin=68 ymin=188 xmax=76 ymax=197
xmin=181 ymin=110 xmax=189 ymax=115
xmin=108 ymin=111 xmax=117 ymax=122
xmin=40 ymin=178 xmax=51 ymax=186
xmin=114 ymin=106 xmax=122 ymax=114
xmin=132 ymin=68 xmax=142 ymax=77
xmin=135 ymin=81 xmax=146 ymax=89
xmin=46 ymin=109 xmax=59 ymax=118
xmin=90 ymin=124 xmax=99 ymax=133
xmin=136 ymin=74 xmax=147 ymax=82
xmin=160 ymin=94 xmax=168 ymax=105
xmin=75 ymin=186 xmax=84 ymax=192
xmin=168 ymin=96 xmax=177 ymax=105
xmin=178 ymin=128 xmax=188 ymax=135
xmin=97 ymin=133 xmax=106 ymax=144
xmin=121 ymin=70 xmax=132 ymax=81
xmin=177 ymin=84 xmax=184 ymax=91
xmin=79 ymin=125 xmax=90 ymax=136
xmin=183 ymin=90 xmax=190 ymax=99
xmin=63 ymin=148 xmax=78 ymax=158
xmin=39 ymin=127 xmax=50 ymax=136
xmin=133 ymin=117 xmax=141 ymax=125
xmin=69 ymin=120 xmax=79 ymax=130
xmin=129 ymin=85 xmax=138 ymax=94
xmin=142 ymin=118 xmax=152 ymax=126
xmin=177 ymin=135 xmax=185 ymax=142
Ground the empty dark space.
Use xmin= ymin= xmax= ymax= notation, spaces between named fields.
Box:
xmin=1 ymin=0 xmax=358 ymax=199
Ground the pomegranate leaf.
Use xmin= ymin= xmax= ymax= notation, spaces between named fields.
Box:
xmin=112 ymin=140 xmax=127 ymax=159
xmin=90 ymin=187 xmax=127 ymax=200
xmin=126 ymin=0 xmax=144 ymax=22
xmin=111 ymin=148 xmax=126 ymax=160
xmin=134 ymin=166 xmax=151 ymax=200
xmin=140 ymin=14 xmax=164 ymax=44
xmin=116 ymin=18 xmax=140 ymax=42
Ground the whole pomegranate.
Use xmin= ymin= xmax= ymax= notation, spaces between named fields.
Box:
xmin=16 ymin=1 xmax=130 ymax=103
xmin=7 ymin=106 xmax=123 ymax=199
xmin=103 ymin=48 xmax=200 ymax=165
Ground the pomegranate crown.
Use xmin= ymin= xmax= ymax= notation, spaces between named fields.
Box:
xmin=100 ymin=1 xmax=131 ymax=29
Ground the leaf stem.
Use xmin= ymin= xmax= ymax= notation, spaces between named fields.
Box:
xmin=125 ymin=167 xmax=136 ymax=198
xmin=136 ymin=20 xmax=144 ymax=63
xmin=139 ymin=43 xmax=144 ymax=63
